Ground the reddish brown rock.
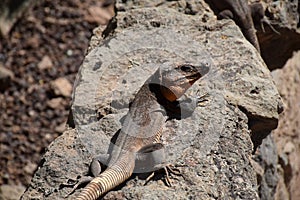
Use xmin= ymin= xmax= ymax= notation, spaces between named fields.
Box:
xmin=50 ymin=77 xmax=72 ymax=97
xmin=38 ymin=56 xmax=53 ymax=70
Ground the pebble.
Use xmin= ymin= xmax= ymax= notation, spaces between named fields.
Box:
xmin=47 ymin=97 xmax=63 ymax=109
xmin=50 ymin=77 xmax=72 ymax=97
xmin=55 ymin=122 xmax=66 ymax=133
xmin=24 ymin=162 xmax=38 ymax=174
xmin=38 ymin=55 xmax=53 ymax=70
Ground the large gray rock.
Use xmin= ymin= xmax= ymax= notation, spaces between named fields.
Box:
xmin=22 ymin=5 xmax=282 ymax=200
xmin=115 ymin=0 xmax=300 ymax=70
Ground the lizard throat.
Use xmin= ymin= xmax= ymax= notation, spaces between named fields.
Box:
xmin=160 ymin=83 xmax=192 ymax=102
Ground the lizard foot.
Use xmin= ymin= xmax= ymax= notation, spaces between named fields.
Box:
xmin=62 ymin=176 xmax=94 ymax=197
xmin=261 ymin=17 xmax=280 ymax=35
xmin=144 ymin=164 xmax=182 ymax=187
xmin=168 ymin=92 xmax=210 ymax=119
xmin=163 ymin=164 xmax=181 ymax=187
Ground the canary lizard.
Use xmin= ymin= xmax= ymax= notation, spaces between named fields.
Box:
xmin=74 ymin=61 xmax=210 ymax=200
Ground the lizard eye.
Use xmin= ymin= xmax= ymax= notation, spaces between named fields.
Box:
xmin=179 ymin=64 xmax=195 ymax=72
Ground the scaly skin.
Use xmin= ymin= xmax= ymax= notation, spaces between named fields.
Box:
xmin=75 ymin=62 xmax=210 ymax=200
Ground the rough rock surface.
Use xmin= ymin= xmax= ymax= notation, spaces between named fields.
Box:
xmin=271 ymin=52 xmax=300 ymax=200
xmin=115 ymin=0 xmax=300 ymax=70
xmin=21 ymin=3 xmax=283 ymax=199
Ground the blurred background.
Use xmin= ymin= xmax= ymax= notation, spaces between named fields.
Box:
xmin=0 ymin=0 xmax=114 ymax=198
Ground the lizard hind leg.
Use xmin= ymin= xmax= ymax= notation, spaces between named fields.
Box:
xmin=90 ymin=154 xmax=110 ymax=177
xmin=64 ymin=154 xmax=110 ymax=197
xmin=135 ymin=143 xmax=166 ymax=174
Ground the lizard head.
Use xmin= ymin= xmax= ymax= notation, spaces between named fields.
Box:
xmin=160 ymin=62 xmax=210 ymax=102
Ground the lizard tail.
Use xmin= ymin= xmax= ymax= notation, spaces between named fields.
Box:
xmin=75 ymin=155 xmax=135 ymax=200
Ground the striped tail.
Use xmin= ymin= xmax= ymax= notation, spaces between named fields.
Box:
xmin=76 ymin=155 xmax=135 ymax=200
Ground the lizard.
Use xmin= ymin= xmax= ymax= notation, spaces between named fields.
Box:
xmin=205 ymin=0 xmax=261 ymax=53
xmin=73 ymin=61 xmax=210 ymax=200
xmin=249 ymin=2 xmax=280 ymax=35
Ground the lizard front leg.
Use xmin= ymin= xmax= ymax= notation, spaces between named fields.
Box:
xmin=250 ymin=2 xmax=280 ymax=35
xmin=217 ymin=9 xmax=234 ymax=20
xmin=166 ymin=92 xmax=209 ymax=119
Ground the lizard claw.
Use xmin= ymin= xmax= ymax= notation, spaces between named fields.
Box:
xmin=261 ymin=17 xmax=280 ymax=35
xmin=144 ymin=172 xmax=155 ymax=185
xmin=163 ymin=164 xmax=182 ymax=187
xmin=197 ymin=92 xmax=210 ymax=107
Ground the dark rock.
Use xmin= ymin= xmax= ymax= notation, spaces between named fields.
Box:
xmin=258 ymin=26 xmax=300 ymax=70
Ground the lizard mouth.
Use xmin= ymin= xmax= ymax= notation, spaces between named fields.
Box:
xmin=159 ymin=63 xmax=210 ymax=101
xmin=178 ymin=63 xmax=210 ymax=82
xmin=173 ymin=73 xmax=201 ymax=86
xmin=185 ymin=73 xmax=202 ymax=84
